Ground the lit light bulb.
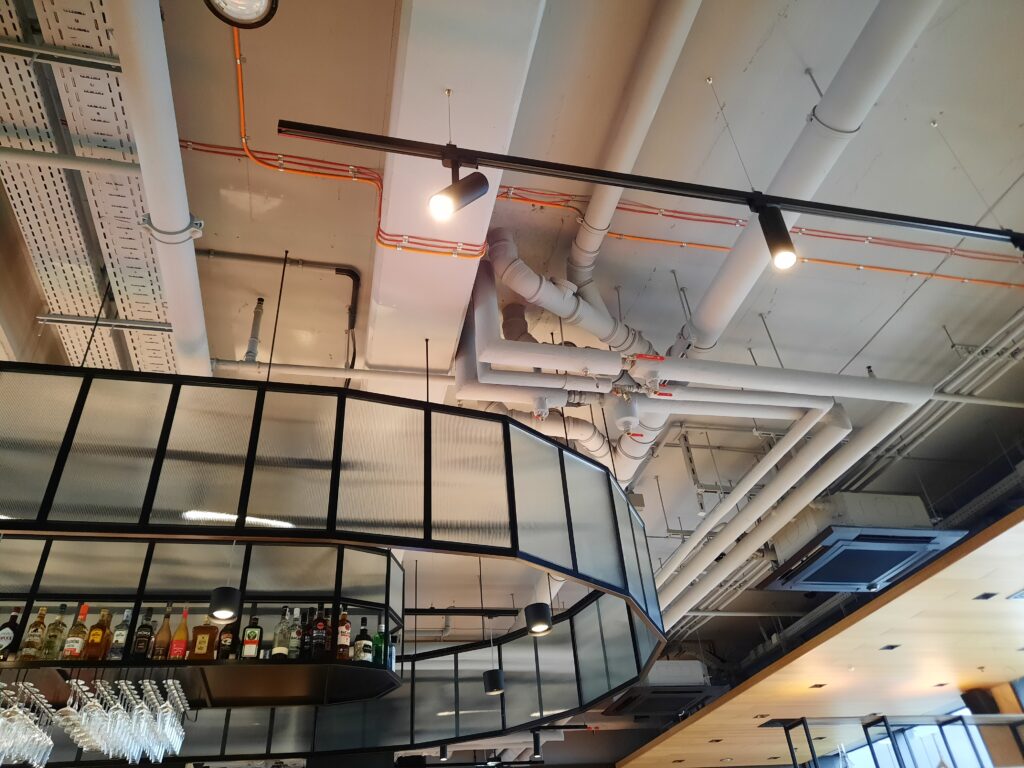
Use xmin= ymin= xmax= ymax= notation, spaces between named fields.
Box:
xmin=772 ymin=249 xmax=797 ymax=270
xmin=429 ymin=192 xmax=456 ymax=221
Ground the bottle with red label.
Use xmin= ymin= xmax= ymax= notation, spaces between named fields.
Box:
xmin=169 ymin=605 xmax=190 ymax=660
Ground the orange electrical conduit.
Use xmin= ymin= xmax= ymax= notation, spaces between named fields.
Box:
xmin=229 ymin=28 xmax=485 ymax=259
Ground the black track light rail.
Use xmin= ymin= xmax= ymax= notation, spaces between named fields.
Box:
xmin=277 ymin=120 xmax=1024 ymax=251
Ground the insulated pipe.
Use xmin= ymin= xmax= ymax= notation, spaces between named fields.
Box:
xmin=107 ymin=0 xmax=212 ymax=376
xmin=509 ymin=410 xmax=612 ymax=461
xmin=633 ymin=397 xmax=806 ymax=423
xmin=243 ymin=298 xmax=264 ymax=363
xmin=658 ymin=406 xmax=852 ymax=617
xmin=212 ymin=358 xmax=454 ymax=387
xmin=631 ymin=356 xmax=932 ymax=404
xmin=0 ymin=147 xmax=140 ymax=175
xmin=476 ymin=361 xmax=612 ymax=394
xmin=488 ymin=229 xmax=655 ymax=355
xmin=662 ymin=402 xmax=919 ymax=627
xmin=501 ymin=302 xmax=538 ymax=343
xmin=676 ymin=0 xmax=943 ymax=355
xmin=653 ymin=384 xmax=833 ymax=411
xmin=654 ymin=406 xmax=827 ymax=587
xmin=611 ymin=413 xmax=671 ymax=483
xmin=568 ymin=0 xmax=701 ymax=315
xmin=473 ymin=258 xmax=625 ymax=376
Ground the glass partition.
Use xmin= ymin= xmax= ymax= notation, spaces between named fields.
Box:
xmin=510 ymin=426 xmax=572 ymax=568
xmin=564 ymin=454 xmax=624 ymax=589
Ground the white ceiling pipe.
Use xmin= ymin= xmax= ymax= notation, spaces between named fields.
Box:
xmin=212 ymin=358 xmax=454 ymax=387
xmin=634 ymin=397 xmax=807 ymax=423
xmin=568 ymin=0 xmax=702 ymax=316
xmin=474 ymin=258 xmax=625 ymax=376
xmin=0 ymin=147 xmax=140 ymax=175
xmin=509 ymin=410 xmax=612 ymax=462
xmin=654 ymin=384 xmax=833 ymax=411
xmin=501 ymin=302 xmax=538 ymax=343
xmin=654 ymin=407 xmax=827 ymax=588
xmin=610 ymin=412 xmax=671 ymax=484
xmin=658 ymin=405 xmax=852 ymax=618
xmin=107 ymin=0 xmax=211 ymax=376
xmin=632 ymin=356 xmax=932 ymax=404
xmin=477 ymin=362 xmax=613 ymax=394
xmin=662 ymin=401 xmax=920 ymax=627
xmin=489 ymin=228 xmax=654 ymax=355
xmin=674 ymin=0 xmax=943 ymax=355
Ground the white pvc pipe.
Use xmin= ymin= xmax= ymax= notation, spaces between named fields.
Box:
xmin=658 ymin=406 xmax=852 ymax=617
xmin=488 ymin=229 xmax=654 ymax=355
xmin=212 ymin=358 xmax=453 ymax=386
xmin=611 ymin=412 xmax=671 ymax=483
xmin=0 ymin=147 xmax=140 ymax=175
xmin=662 ymin=401 xmax=920 ymax=627
xmin=634 ymin=396 xmax=806 ymax=423
xmin=473 ymin=258 xmax=625 ymax=375
xmin=654 ymin=384 xmax=833 ymax=411
xmin=509 ymin=410 xmax=611 ymax=461
xmin=631 ymin=356 xmax=932 ymax=404
xmin=569 ymin=0 xmax=701 ymax=314
xmin=654 ymin=407 xmax=827 ymax=587
xmin=108 ymin=0 xmax=212 ymax=376
xmin=678 ymin=0 xmax=943 ymax=354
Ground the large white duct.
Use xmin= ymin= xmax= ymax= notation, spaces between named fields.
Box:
xmin=662 ymin=402 xmax=920 ymax=626
xmin=569 ymin=0 xmax=701 ymax=316
xmin=677 ymin=0 xmax=943 ymax=354
xmin=489 ymin=228 xmax=654 ymax=355
xmin=107 ymin=0 xmax=211 ymax=376
xmin=654 ymin=406 xmax=827 ymax=587
xmin=658 ymin=405 xmax=851 ymax=612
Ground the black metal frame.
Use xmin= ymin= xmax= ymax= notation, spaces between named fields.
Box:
xmin=275 ymin=121 xmax=1024 ymax=251
xmin=783 ymin=718 xmax=821 ymax=768
xmin=0 ymin=361 xmax=664 ymax=637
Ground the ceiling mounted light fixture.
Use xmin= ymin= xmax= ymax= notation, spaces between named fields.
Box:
xmin=532 ymin=731 xmax=542 ymax=760
xmin=204 ymin=0 xmax=278 ymax=28
xmin=429 ymin=144 xmax=489 ymax=222
xmin=524 ymin=602 xmax=553 ymax=636
xmin=209 ymin=585 xmax=241 ymax=622
xmin=758 ymin=206 xmax=797 ymax=270
xmin=439 ymin=745 xmax=449 ymax=762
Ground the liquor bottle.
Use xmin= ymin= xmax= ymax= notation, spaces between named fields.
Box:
xmin=60 ymin=604 xmax=89 ymax=660
xmin=217 ymin=620 xmax=237 ymax=660
xmin=287 ymin=608 xmax=302 ymax=659
xmin=0 ymin=607 xmax=23 ymax=661
xmin=107 ymin=609 xmax=132 ymax=661
xmin=41 ymin=604 xmax=69 ymax=660
xmin=190 ymin=616 xmax=219 ymax=661
xmin=131 ymin=608 xmax=155 ymax=660
xmin=299 ymin=608 xmax=312 ymax=660
xmin=310 ymin=607 xmax=328 ymax=660
xmin=83 ymin=608 xmax=111 ymax=661
xmin=388 ymin=634 xmax=398 ymax=671
xmin=352 ymin=617 xmax=373 ymax=662
xmin=240 ymin=605 xmax=262 ymax=660
xmin=271 ymin=606 xmax=290 ymax=659
xmin=371 ymin=617 xmax=386 ymax=665
xmin=169 ymin=605 xmax=190 ymax=660
xmin=336 ymin=608 xmax=352 ymax=660
xmin=150 ymin=603 xmax=173 ymax=660
xmin=17 ymin=606 xmax=48 ymax=660
xmin=324 ymin=608 xmax=334 ymax=657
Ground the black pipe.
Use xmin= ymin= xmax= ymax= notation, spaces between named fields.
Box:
xmin=276 ymin=120 xmax=1024 ymax=251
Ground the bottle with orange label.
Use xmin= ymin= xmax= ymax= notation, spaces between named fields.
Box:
xmin=190 ymin=615 xmax=219 ymax=661
xmin=82 ymin=608 xmax=111 ymax=661
xmin=169 ymin=605 xmax=190 ymax=660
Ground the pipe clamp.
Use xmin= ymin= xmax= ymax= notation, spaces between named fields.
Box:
xmin=141 ymin=212 xmax=204 ymax=244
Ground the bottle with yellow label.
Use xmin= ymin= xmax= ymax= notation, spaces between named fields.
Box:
xmin=82 ymin=608 xmax=111 ymax=661
xmin=190 ymin=615 xmax=218 ymax=660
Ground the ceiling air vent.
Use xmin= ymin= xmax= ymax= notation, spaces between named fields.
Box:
xmin=761 ymin=525 xmax=965 ymax=593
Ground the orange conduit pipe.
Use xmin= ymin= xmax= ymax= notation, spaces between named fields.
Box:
xmin=229 ymin=28 xmax=484 ymax=259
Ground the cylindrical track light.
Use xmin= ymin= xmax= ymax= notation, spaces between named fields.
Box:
xmin=524 ymin=602 xmax=553 ymax=636
xmin=483 ymin=668 xmax=505 ymax=696
xmin=204 ymin=0 xmax=278 ymax=28
xmin=758 ymin=206 xmax=797 ymax=270
xmin=532 ymin=730 xmax=542 ymax=760
xmin=209 ymin=586 xmax=241 ymax=622
xmin=428 ymin=171 xmax=489 ymax=221
xmin=439 ymin=745 xmax=448 ymax=762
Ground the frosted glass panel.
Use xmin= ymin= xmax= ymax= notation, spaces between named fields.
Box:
xmin=431 ymin=413 xmax=509 ymax=548
xmin=537 ymin=619 xmax=579 ymax=716
xmin=634 ymin=611 xmax=660 ymax=668
xmin=502 ymin=634 xmax=540 ymax=728
xmin=151 ymin=385 xmax=257 ymax=526
xmin=389 ymin=559 xmax=404 ymax=618
xmin=247 ymin=545 xmax=336 ymax=594
xmin=511 ymin=427 xmax=572 ymax=568
xmin=338 ymin=398 xmax=423 ymax=538
xmin=611 ymin=482 xmax=645 ymax=610
xmin=414 ymin=655 xmax=456 ymax=743
xmin=575 ymin=595 xmax=637 ymax=703
xmin=146 ymin=542 xmax=240 ymax=593
xmin=456 ymin=646 xmax=502 ymax=736
xmin=341 ymin=547 xmax=387 ymax=603
xmin=0 ymin=371 xmax=80 ymax=519
xmin=248 ymin=391 xmax=335 ymax=529
xmin=564 ymin=454 xmax=623 ymax=588
xmin=632 ymin=511 xmax=661 ymax=628
xmin=0 ymin=538 xmax=45 ymax=592
xmin=40 ymin=540 xmax=147 ymax=594
xmin=52 ymin=379 xmax=171 ymax=524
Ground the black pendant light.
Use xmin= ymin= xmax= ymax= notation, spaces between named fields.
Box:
xmin=758 ymin=205 xmax=798 ymax=270
xmin=479 ymin=557 xmax=504 ymax=696
xmin=524 ymin=602 xmax=553 ymax=636
xmin=439 ymin=745 xmax=449 ymax=762
xmin=532 ymin=730 xmax=543 ymax=760
xmin=429 ymin=169 xmax=488 ymax=221
xmin=209 ymin=541 xmax=241 ymax=623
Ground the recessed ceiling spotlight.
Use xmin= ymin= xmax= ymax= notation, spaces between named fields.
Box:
xmin=767 ymin=757 xmax=782 ymax=761
xmin=753 ymin=714 xmax=771 ymax=719
xmin=813 ymin=737 xmax=826 ymax=741
xmin=204 ymin=0 xmax=278 ymax=28
xmin=973 ymin=592 xmax=998 ymax=600
xmin=720 ymin=759 xmax=734 ymax=763
xmin=934 ymin=682 xmax=949 ymax=687
xmin=809 ymin=683 xmax=827 ymax=689
xmin=758 ymin=206 xmax=797 ymax=270
xmin=879 ymin=644 xmax=901 ymax=651
xmin=709 ymin=739 xmax=723 ymax=743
